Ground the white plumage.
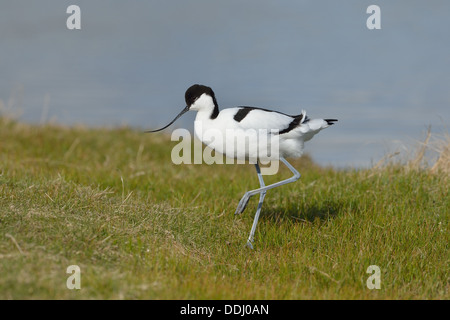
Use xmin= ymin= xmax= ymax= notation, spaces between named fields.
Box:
xmin=190 ymin=91 xmax=334 ymax=161
xmin=147 ymin=84 xmax=337 ymax=248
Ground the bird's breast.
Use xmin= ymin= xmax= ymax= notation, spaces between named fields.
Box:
xmin=194 ymin=116 xmax=281 ymax=161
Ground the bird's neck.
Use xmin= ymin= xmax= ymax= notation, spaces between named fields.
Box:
xmin=193 ymin=102 xmax=219 ymax=142
xmin=195 ymin=105 xmax=218 ymax=123
xmin=210 ymin=104 xmax=219 ymax=119
xmin=193 ymin=94 xmax=219 ymax=120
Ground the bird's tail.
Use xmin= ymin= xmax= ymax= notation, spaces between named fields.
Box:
xmin=324 ymin=119 xmax=338 ymax=125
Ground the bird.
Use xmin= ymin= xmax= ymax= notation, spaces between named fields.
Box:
xmin=147 ymin=84 xmax=337 ymax=248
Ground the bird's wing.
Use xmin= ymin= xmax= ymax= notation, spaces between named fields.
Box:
xmin=228 ymin=107 xmax=304 ymax=134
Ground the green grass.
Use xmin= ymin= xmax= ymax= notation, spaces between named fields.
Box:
xmin=0 ymin=117 xmax=448 ymax=299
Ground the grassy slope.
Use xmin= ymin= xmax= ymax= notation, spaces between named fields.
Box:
xmin=0 ymin=117 xmax=448 ymax=299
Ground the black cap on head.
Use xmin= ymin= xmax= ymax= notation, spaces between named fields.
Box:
xmin=185 ymin=84 xmax=218 ymax=108
xmin=145 ymin=84 xmax=219 ymax=133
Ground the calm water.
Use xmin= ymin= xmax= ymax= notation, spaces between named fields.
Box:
xmin=1 ymin=1 xmax=449 ymax=167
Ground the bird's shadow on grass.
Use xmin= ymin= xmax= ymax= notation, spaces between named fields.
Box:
xmin=256 ymin=199 xmax=343 ymax=224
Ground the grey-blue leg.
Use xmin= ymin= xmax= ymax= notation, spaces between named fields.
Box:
xmin=246 ymin=163 xmax=267 ymax=249
xmin=235 ymin=157 xmax=301 ymax=248
xmin=235 ymin=157 xmax=301 ymax=215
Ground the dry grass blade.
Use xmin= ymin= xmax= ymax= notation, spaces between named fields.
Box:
xmin=430 ymin=132 xmax=450 ymax=175
xmin=407 ymin=126 xmax=432 ymax=171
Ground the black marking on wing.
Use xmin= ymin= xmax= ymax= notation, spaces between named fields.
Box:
xmin=233 ymin=108 xmax=253 ymax=122
xmin=232 ymin=106 xmax=292 ymax=123
xmin=325 ymin=119 xmax=338 ymax=125
xmin=232 ymin=106 xmax=309 ymax=134
xmin=279 ymin=114 xmax=303 ymax=134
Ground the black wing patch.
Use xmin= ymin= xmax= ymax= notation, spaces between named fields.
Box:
xmin=233 ymin=108 xmax=253 ymax=122
xmin=233 ymin=106 xmax=308 ymax=134
xmin=279 ymin=115 xmax=302 ymax=134
xmin=233 ymin=106 xmax=291 ymax=123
